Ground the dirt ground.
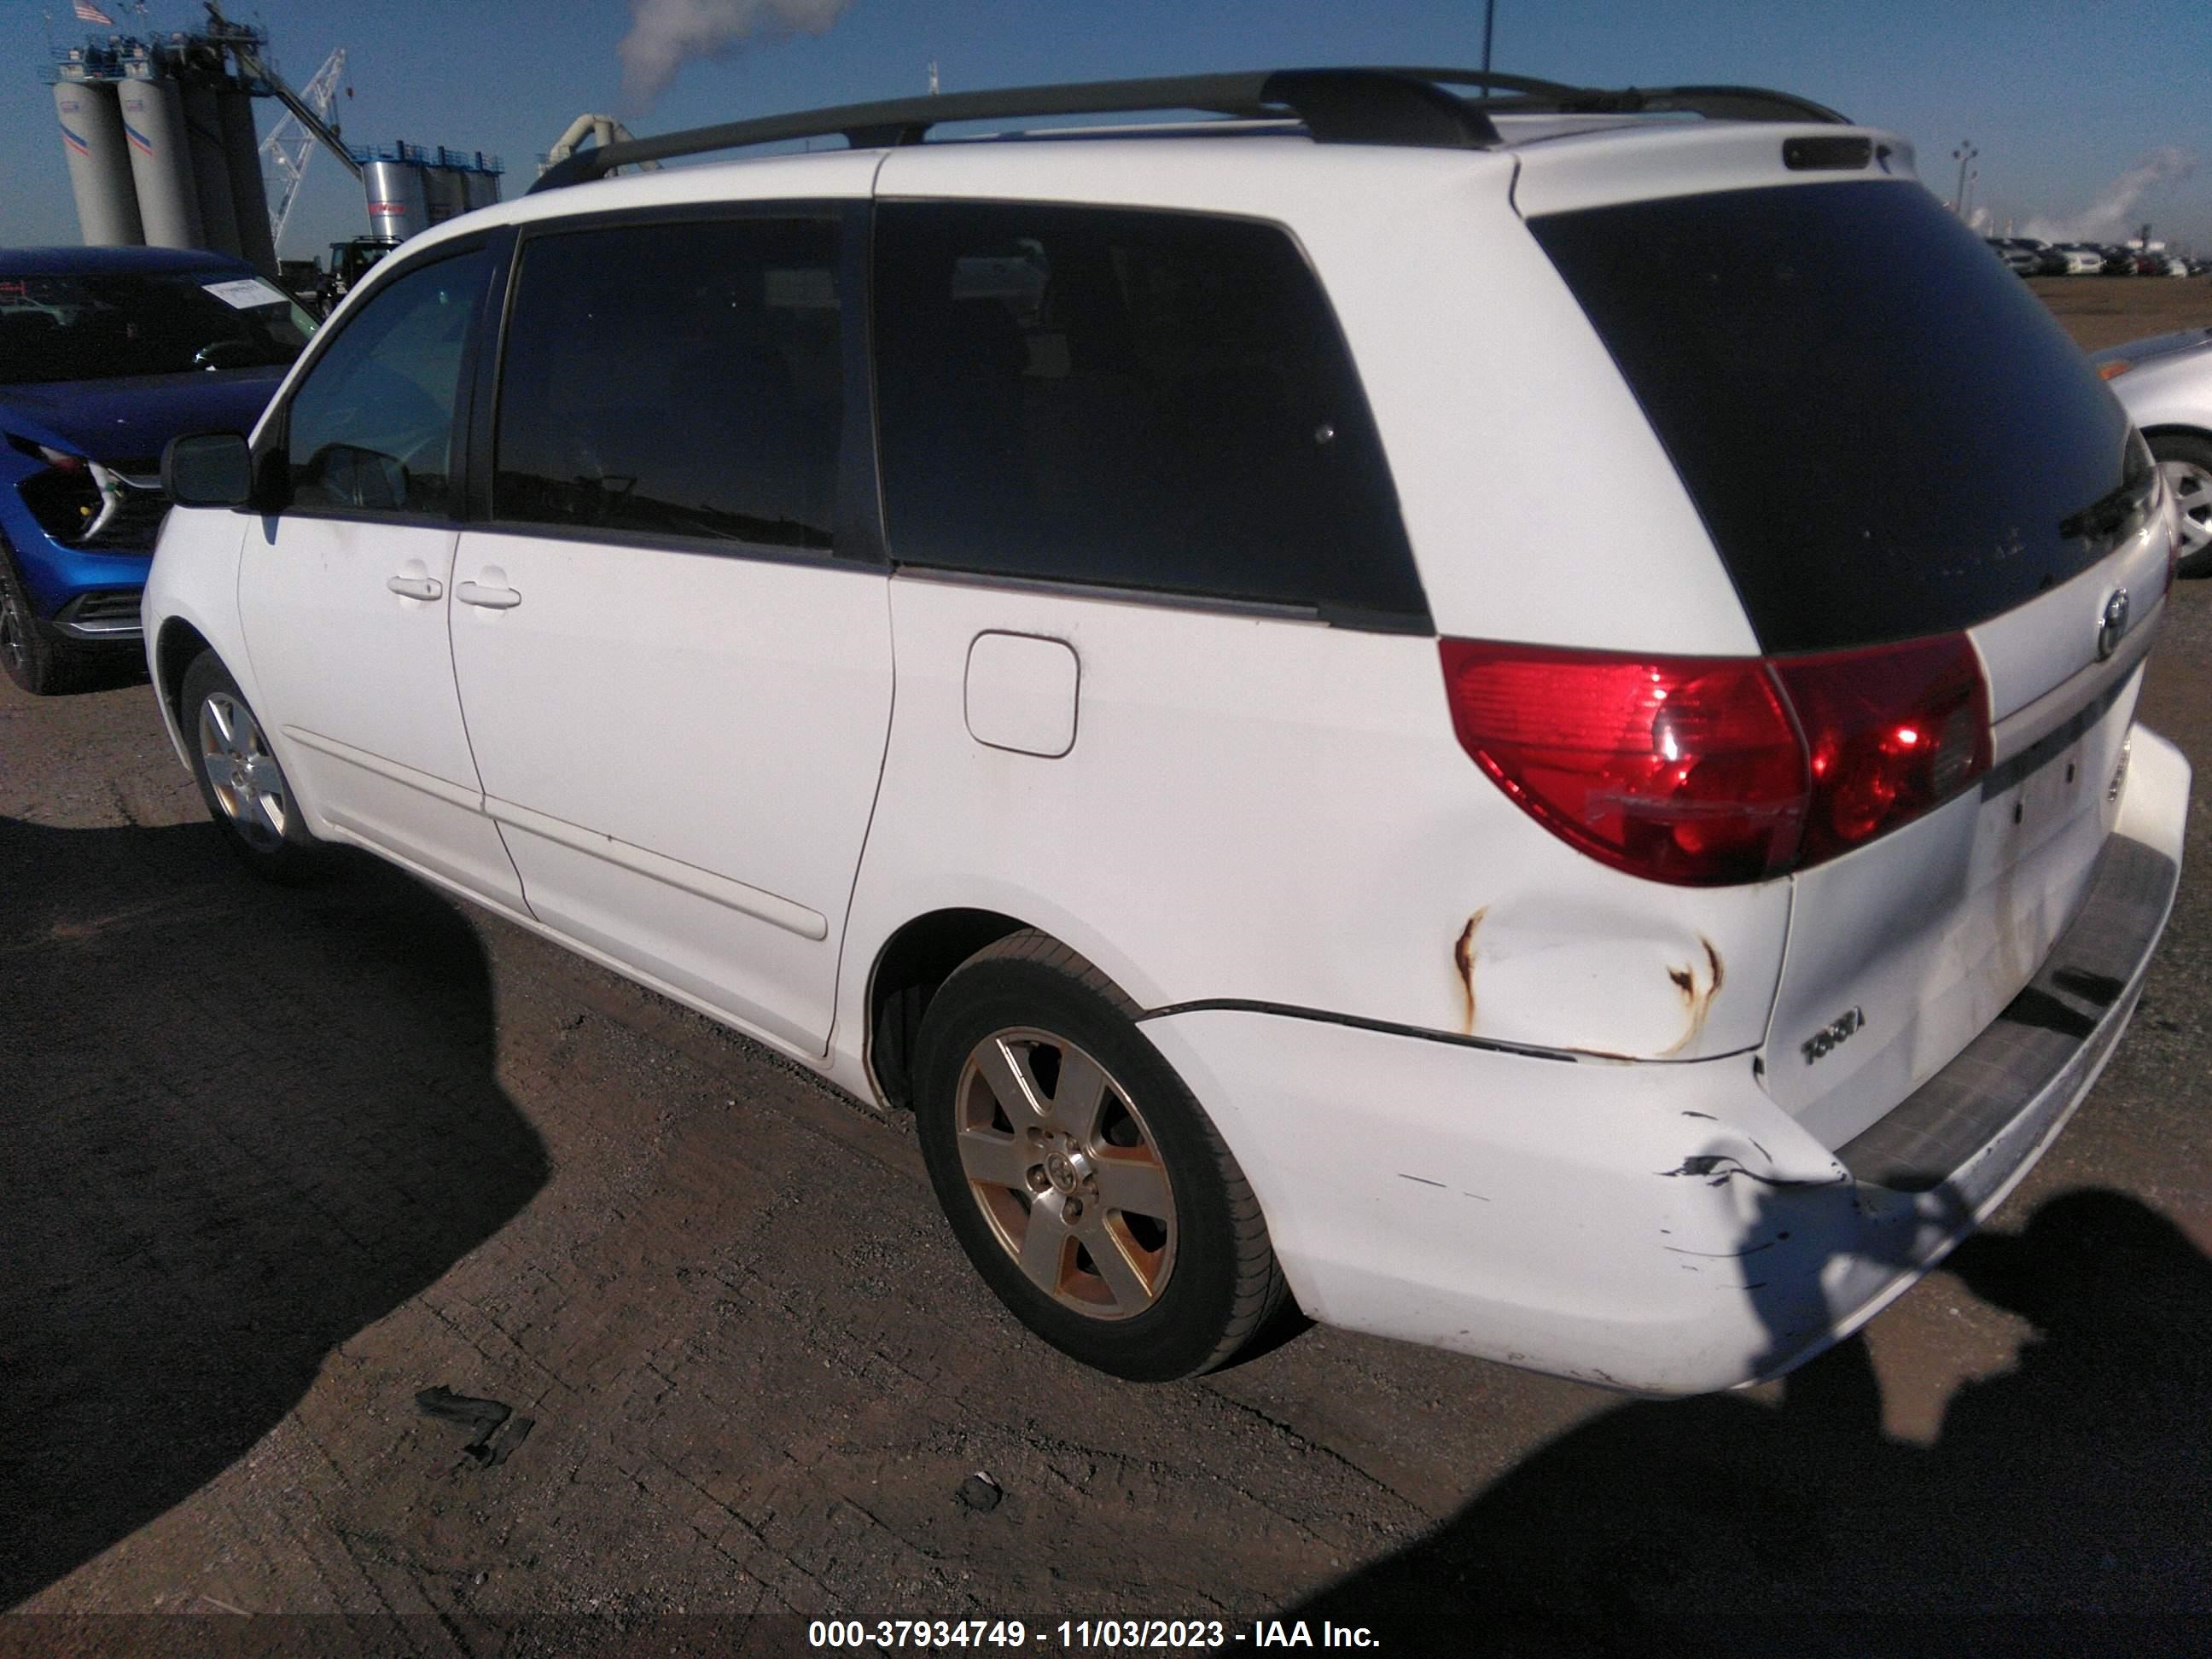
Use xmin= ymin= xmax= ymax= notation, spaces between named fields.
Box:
xmin=4 ymin=279 xmax=2210 ymax=1657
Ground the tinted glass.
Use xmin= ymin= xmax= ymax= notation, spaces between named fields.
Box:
xmin=873 ymin=203 xmax=1424 ymax=624
xmin=1530 ymin=181 xmax=2135 ymax=652
xmin=0 ymin=268 xmax=314 ymax=385
xmin=494 ymin=218 xmax=841 ymax=551
xmin=285 ymin=250 xmax=486 ymax=516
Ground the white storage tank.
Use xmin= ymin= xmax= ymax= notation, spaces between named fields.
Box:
xmin=53 ymin=78 xmax=145 ymax=246
xmin=117 ymin=74 xmax=204 ymax=248
xmin=361 ymin=157 xmax=428 ymax=240
xmin=422 ymin=163 xmax=468 ymax=225
xmin=461 ymin=166 xmax=501 ymax=214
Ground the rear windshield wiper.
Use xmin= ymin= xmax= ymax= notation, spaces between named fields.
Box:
xmin=2058 ymin=437 xmax=2155 ymax=544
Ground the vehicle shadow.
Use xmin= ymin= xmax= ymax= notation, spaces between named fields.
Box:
xmin=0 ymin=816 xmax=548 ymax=1609
xmin=1297 ymin=1186 xmax=2212 ymax=1656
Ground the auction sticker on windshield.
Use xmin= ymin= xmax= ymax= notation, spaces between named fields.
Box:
xmin=202 ymin=276 xmax=292 ymax=310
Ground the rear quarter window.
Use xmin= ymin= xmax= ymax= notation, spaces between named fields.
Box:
xmin=872 ymin=201 xmax=1426 ymax=627
xmin=1530 ymin=180 xmax=2135 ymax=652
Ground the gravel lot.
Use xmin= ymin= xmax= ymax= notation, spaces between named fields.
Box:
xmin=4 ymin=277 xmax=2209 ymax=1656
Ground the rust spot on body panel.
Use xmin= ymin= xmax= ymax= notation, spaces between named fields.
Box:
xmin=1655 ymin=937 xmax=1727 ymax=1058
xmin=1452 ymin=907 xmax=1487 ymax=1034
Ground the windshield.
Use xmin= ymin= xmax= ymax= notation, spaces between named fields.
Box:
xmin=1530 ymin=180 xmax=2133 ymax=652
xmin=0 ymin=269 xmax=317 ymax=386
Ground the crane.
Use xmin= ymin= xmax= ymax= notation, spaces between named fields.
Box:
xmin=259 ymin=46 xmax=347 ymax=248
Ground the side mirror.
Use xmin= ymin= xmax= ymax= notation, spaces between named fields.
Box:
xmin=162 ymin=432 xmax=254 ymax=508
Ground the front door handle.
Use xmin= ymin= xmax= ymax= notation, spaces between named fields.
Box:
xmin=457 ymin=580 xmax=521 ymax=610
xmin=385 ymin=573 xmax=443 ymax=601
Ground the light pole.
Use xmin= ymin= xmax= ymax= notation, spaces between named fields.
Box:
xmin=1953 ymin=141 xmax=1978 ymax=218
xmin=1482 ymin=0 xmax=1496 ymax=73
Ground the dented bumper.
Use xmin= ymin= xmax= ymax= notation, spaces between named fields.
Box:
xmin=1137 ymin=730 xmax=2188 ymax=1395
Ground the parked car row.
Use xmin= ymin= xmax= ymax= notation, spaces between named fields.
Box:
xmin=1986 ymin=236 xmax=2203 ymax=277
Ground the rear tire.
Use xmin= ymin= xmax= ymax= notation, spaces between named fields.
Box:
xmin=912 ymin=930 xmax=1288 ymax=1381
xmin=180 ymin=649 xmax=328 ymax=882
xmin=2151 ymin=432 xmax=2212 ymax=579
xmin=0 ymin=546 xmax=84 ymax=696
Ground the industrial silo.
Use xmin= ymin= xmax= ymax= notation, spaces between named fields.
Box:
xmin=117 ymin=74 xmax=205 ymax=249
xmin=421 ymin=159 xmax=468 ymax=225
xmin=217 ymin=88 xmax=278 ymax=276
xmin=361 ymin=155 xmax=428 ymax=240
xmin=180 ymin=82 xmax=243 ymax=260
xmin=461 ymin=163 xmax=501 ymax=214
xmin=52 ymin=79 xmax=144 ymax=246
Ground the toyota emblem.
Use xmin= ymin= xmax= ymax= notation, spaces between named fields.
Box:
xmin=2097 ymin=588 xmax=2130 ymax=661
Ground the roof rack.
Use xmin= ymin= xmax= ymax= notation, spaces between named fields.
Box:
xmin=528 ymin=67 xmax=1849 ymax=194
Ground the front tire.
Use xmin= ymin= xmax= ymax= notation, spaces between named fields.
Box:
xmin=0 ymin=545 xmax=84 ymax=696
xmin=2152 ymin=432 xmax=2212 ymax=579
xmin=180 ymin=649 xmax=327 ymax=882
xmin=913 ymin=931 xmax=1288 ymax=1381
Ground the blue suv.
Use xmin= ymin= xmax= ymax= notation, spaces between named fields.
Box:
xmin=1 ymin=245 xmax=313 ymax=693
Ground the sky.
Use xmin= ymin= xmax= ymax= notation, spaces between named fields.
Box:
xmin=4 ymin=0 xmax=2210 ymax=264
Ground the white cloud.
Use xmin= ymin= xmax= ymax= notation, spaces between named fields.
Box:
xmin=619 ymin=0 xmax=853 ymax=110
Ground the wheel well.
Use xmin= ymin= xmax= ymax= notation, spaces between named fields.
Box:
xmin=866 ymin=908 xmax=1030 ymax=1110
xmin=155 ymin=618 xmax=212 ymax=729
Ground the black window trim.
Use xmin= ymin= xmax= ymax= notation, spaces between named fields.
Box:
xmin=257 ymin=230 xmax=512 ymax=531
xmin=867 ymin=195 xmax=1435 ymax=636
xmin=466 ymin=196 xmax=887 ymax=570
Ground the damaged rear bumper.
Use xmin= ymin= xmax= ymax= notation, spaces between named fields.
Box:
xmin=1137 ymin=729 xmax=2188 ymax=1395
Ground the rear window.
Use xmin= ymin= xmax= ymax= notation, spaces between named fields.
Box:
xmin=494 ymin=216 xmax=842 ymax=551
xmin=1530 ymin=181 xmax=2136 ymax=652
xmin=873 ymin=202 xmax=1425 ymax=627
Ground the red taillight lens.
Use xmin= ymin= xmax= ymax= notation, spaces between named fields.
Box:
xmin=1438 ymin=641 xmax=1808 ymax=884
xmin=1773 ymin=635 xmax=1991 ymax=865
xmin=1440 ymin=632 xmax=1992 ymax=886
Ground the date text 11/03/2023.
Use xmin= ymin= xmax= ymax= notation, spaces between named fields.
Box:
xmin=806 ymin=1619 xmax=1382 ymax=1649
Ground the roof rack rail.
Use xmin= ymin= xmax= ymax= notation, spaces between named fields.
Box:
xmin=1536 ymin=84 xmax=1850 ymax=125
xmin=528 ymin=67 xmax=1848 ymax=195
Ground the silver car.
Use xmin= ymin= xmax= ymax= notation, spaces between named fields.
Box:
xmin=2096 ymin=326 xmax=2212 ymax=576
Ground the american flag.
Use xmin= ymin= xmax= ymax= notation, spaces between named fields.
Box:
xmin=73 ymin=1 xmax=118 ymax=24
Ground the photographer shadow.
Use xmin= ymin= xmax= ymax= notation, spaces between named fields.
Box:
xmin=0 ymin=816 xmax=548 ymax=1608
xmin=1298 ymin=1185 xmax=2212 ymax=1656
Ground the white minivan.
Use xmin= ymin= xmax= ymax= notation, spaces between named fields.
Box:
xmin=145 ymin=69 xmax=2190 ymax=1392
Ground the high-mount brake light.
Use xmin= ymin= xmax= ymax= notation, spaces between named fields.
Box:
xmin=1440 ymin=632 xmax=1992 ymax=886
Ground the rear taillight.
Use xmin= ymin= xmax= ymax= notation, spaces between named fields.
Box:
xmin=1772 ymin=636 xmax=1992 ymax=867
xmin=1440 ymin=632 xmax=1991 ymax=886
xmin=1438 ymin=642 xmax=1807 ymax=884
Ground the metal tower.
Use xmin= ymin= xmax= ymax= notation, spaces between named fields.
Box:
xmin=259 ymin=45 xmax=345 ymax=247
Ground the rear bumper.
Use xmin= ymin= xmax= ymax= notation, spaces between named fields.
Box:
xmin=1138 ymin=727 xmax=2188 ymax=1395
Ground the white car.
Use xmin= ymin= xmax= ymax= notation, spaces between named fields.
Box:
xmin=2056 ymin=243 xmax=2109 ymax=276
xmin=2096 ymin=326 xmax=2212 ymax=578
xmin=144 ymin=68 xmax=2189 ymax=1394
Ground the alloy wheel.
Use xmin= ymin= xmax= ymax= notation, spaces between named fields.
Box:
xmin=0 ymin=575 xmax=26 ymax=677
xmin=198 ymin=691 xmax=291 ymax=850
xmin=2163 ymin=457 xmax=2212 ymax=567
xmin=952 ymin=1027 xmax=1178 ymax=1320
